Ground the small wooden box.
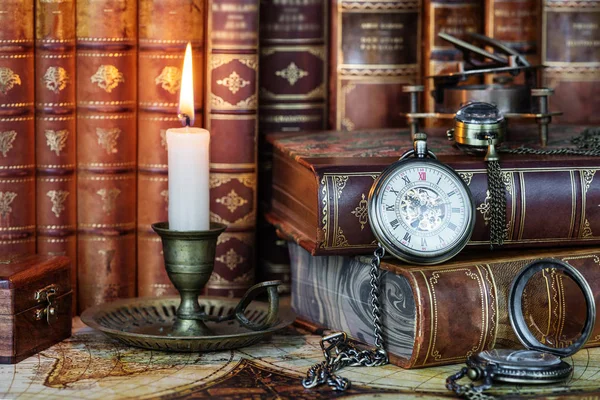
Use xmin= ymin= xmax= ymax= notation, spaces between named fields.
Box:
xmin=0 ymin=254 xmax=72 ymax=364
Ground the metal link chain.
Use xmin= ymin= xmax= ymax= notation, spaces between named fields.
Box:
xmin=486 ymin=127 xmax=600 ymax=249
xmin=486 ymin=160 xmax=507 ymax=249
xmin=302 ymin=246 xmax=389 ymax=391
xmin=446 ymin=367 xmax=497 ymax=400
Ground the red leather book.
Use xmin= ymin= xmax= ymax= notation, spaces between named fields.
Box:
xmin=0 ymin=1 xmax=35 ymax=256
xmin=258 ymin=0 xmax=329 ymax=291
xmin=541 ymin=1 xmax=600 ymax=124
xmin=35 ymin=0 xmax=77 ymax=303
xmin=423 ymin=0 xmax=482 ymax=118
xmin=267 ymin=127 xmax=600 ymax=256
xmin=329 ymin=0 xmax=420 ymax=131
xmin=76 ymin=0 xmax=137 ymax=312
xmin=137 ymin=0 xmax=204 ymax=298
xmin=290 ymin=241 xmax=600 ymax=368
xmin=205 ymin=0 xmax=259 ymax=297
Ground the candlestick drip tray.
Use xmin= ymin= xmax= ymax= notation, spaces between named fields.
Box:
xmin=81 ymin=296 xmax=295 ymax=352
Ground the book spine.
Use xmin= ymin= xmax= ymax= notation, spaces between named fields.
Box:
xmin=484 ymin=0 xmax=539 ymax=57
xmin=329 ymin=0 xmax=420 ymax=131
xmin=423 ymin=0 xmax=482 ymax=117
xmin=35 ymin=0 xmax=77 ymax=303
xmin=76 ymin=0 xmax=137 ymax=312
xmin=137 ymin=0 xmax=204 ymax=297
xmin=258 ymin=0 xmax=328 ymax=290
xmin=541 ymin=0 xmax=600 ymax=124
xmin=0 ymin=0 xmax=36 ymax=256
xmin=206 ymin=0 xmax=259 ymax=297
xmin=289 ymin=242 xmax=600 ymax=368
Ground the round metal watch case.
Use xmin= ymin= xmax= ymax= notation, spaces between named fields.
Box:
xmin=368 ymin=157 xmax=475 ymax=265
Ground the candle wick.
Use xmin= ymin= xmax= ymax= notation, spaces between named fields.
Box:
xmin=178 ymin=113 xmax=191 ymax=128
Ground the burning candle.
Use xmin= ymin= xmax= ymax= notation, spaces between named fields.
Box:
xmin=166 ymin=42 xmax=210 ymax=231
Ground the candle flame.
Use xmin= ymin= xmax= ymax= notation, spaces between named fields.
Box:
xmin=178 ymin=42 xmax=194 ymax=126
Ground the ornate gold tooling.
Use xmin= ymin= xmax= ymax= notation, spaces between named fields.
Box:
xmin=96 ymin=127 xmax=121 ymax=154
xmin=0 ymin=191 xmax=17 ymax=219
xmin=96 ymin=188 xmax=121 ymax=214
xmin=216 ymin=248 xmax=245 ymax=271
xmin=352 ymin=193 xmax=368 ymax=231
xmin=43 ymin=66 xmax=70 ymax=93
xmin=0 ymin=130 xmax=17 ymax=157
xmin=47 ymin=190 xmax=69 ymax=218
xmin=45 ymin=129 xmax=69 ymax=156
xmin=276 ymin=62 xmax=308 ymax=86
xmin=216 ymin=190 xmax=248 ymax=213
xmin=217 ymin=71 xmax=250 ymax=94
xmin=91 ymin=65 xmax=125 ymax=93
xmin=155 ymin=66 xmax=182 ymax=95
xmin=0 ymin=67 xmax=21 ymax=95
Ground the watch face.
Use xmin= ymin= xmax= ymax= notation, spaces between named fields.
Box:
xmin=369 ymin=158 xmax=474 ymax=264
xmin=478 ymin=349 xmax=561 ymax=368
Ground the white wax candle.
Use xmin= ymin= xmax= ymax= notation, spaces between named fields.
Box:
xmin=166 ymin=127 xmax=210 ymax=231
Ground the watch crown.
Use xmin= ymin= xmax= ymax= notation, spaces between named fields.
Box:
xmin=414 ymin=132 xmax=428 ymax=157
xmin=414 ymin=132 xmax=427 ymax=141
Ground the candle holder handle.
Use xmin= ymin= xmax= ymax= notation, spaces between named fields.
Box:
xmin=152 ymin=222 xmax=282 ymax=337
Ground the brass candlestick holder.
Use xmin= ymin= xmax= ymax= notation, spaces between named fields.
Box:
xmin=80 ymin=222 xmax=291 ymax=352
xmin=152 ymin=221 xmax=281 ymax=337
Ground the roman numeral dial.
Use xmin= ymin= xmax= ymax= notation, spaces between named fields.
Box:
xmin=370 ymin=158 xmax=474 ymax=265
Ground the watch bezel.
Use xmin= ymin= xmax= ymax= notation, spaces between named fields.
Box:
xmin=368 ymin=157 xmax=475 ymax=265
xmin=468 ymin=352 xmax=573 ymax=384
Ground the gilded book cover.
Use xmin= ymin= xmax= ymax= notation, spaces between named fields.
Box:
xmin=290 ymin=242 xmax=600 ymax=368
xmin=35 ymin=0 xmax=77 ymax=307
xmin=76 ymin=0 xmax=137 ymax=312
xmin=330 ymin=0 xmax=420 ymax=131
xmin=137 ymin=0 xmax=204 ymax=298
xmin=0 ymin=0 xmax=35 ymax=256
xmin=206 ymin=0 xmax=259 ymax=297
xmin=268 ymin=127 xmax=600 ymax=256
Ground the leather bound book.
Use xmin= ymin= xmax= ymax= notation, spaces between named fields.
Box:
xmin=329 ymin=0 xmax=420 ymax=131
xmin=258 ymin=0 xmax=328 ymax=290
xmin=137 ymin=0 xmax=204 ymax=298
xmin=35 ymin=0 xmax=77 ymax=305
xmin=76 ymin=0 xmax=137 ymax=312
xmin=484 ymin=0 xmax=539 ymax=84
xmin=423 ymin=0 xmax=482 ymax=119
xmin=206 ymin=0 xmax=259 ymax=297
xmin=289 ymin=242 xmax=600 ymax=368
xmin=542 ymin=1 xmax=600 ymax=124
xmin=267 ymin=126 xmax=600 ymax=256
xmin=0 ymin=1 xmax=35 ymax=256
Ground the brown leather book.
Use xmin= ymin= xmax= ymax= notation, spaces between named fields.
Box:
xmin=289 ymin=241 xmax=600 ymax=368
xmin=257 ymin=0 xmax=329 ymax=291
xmin=137 ymin=0 xmax=205 ymax=298
xmin=423 ymin=0 xmax=482 ymax=119
xmin=205 ymin=0 xmax=259 ymax=297
xmin=484 ymin=0 xmax=539 ymax=84
xmin=35 ymin=0 xmax=77 ymax=305
xmin=541 ymin=1 xmax=600 ymax=124
xmin=267 ymin=126 xmax=600 ymax=256
xmin=0 ymin=1 xmax=35 ymax=256
xmin=76 ymin=0 xmax=137 ymax=312
xmin=329 ymin=0 xmax=420 ymax=131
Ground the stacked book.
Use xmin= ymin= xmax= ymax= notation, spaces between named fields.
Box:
xmin=266 ymin=128 xmax=600 ymax=368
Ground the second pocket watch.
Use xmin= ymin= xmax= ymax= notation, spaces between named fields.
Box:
xmin=368 ymin=133 xmax=476 ymax=265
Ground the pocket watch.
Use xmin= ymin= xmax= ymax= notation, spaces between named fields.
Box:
xmin=368 ymin=132 xmax=476 ymax=265
xmin=447 ymin=258 xmax=596 ymax=398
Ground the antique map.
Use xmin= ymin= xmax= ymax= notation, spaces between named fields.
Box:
xmin=1 ymin=319 xmax=600 ymax=399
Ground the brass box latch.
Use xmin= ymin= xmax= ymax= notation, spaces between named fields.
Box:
xmin=34 ymin=284 xmax=59 ymax=325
